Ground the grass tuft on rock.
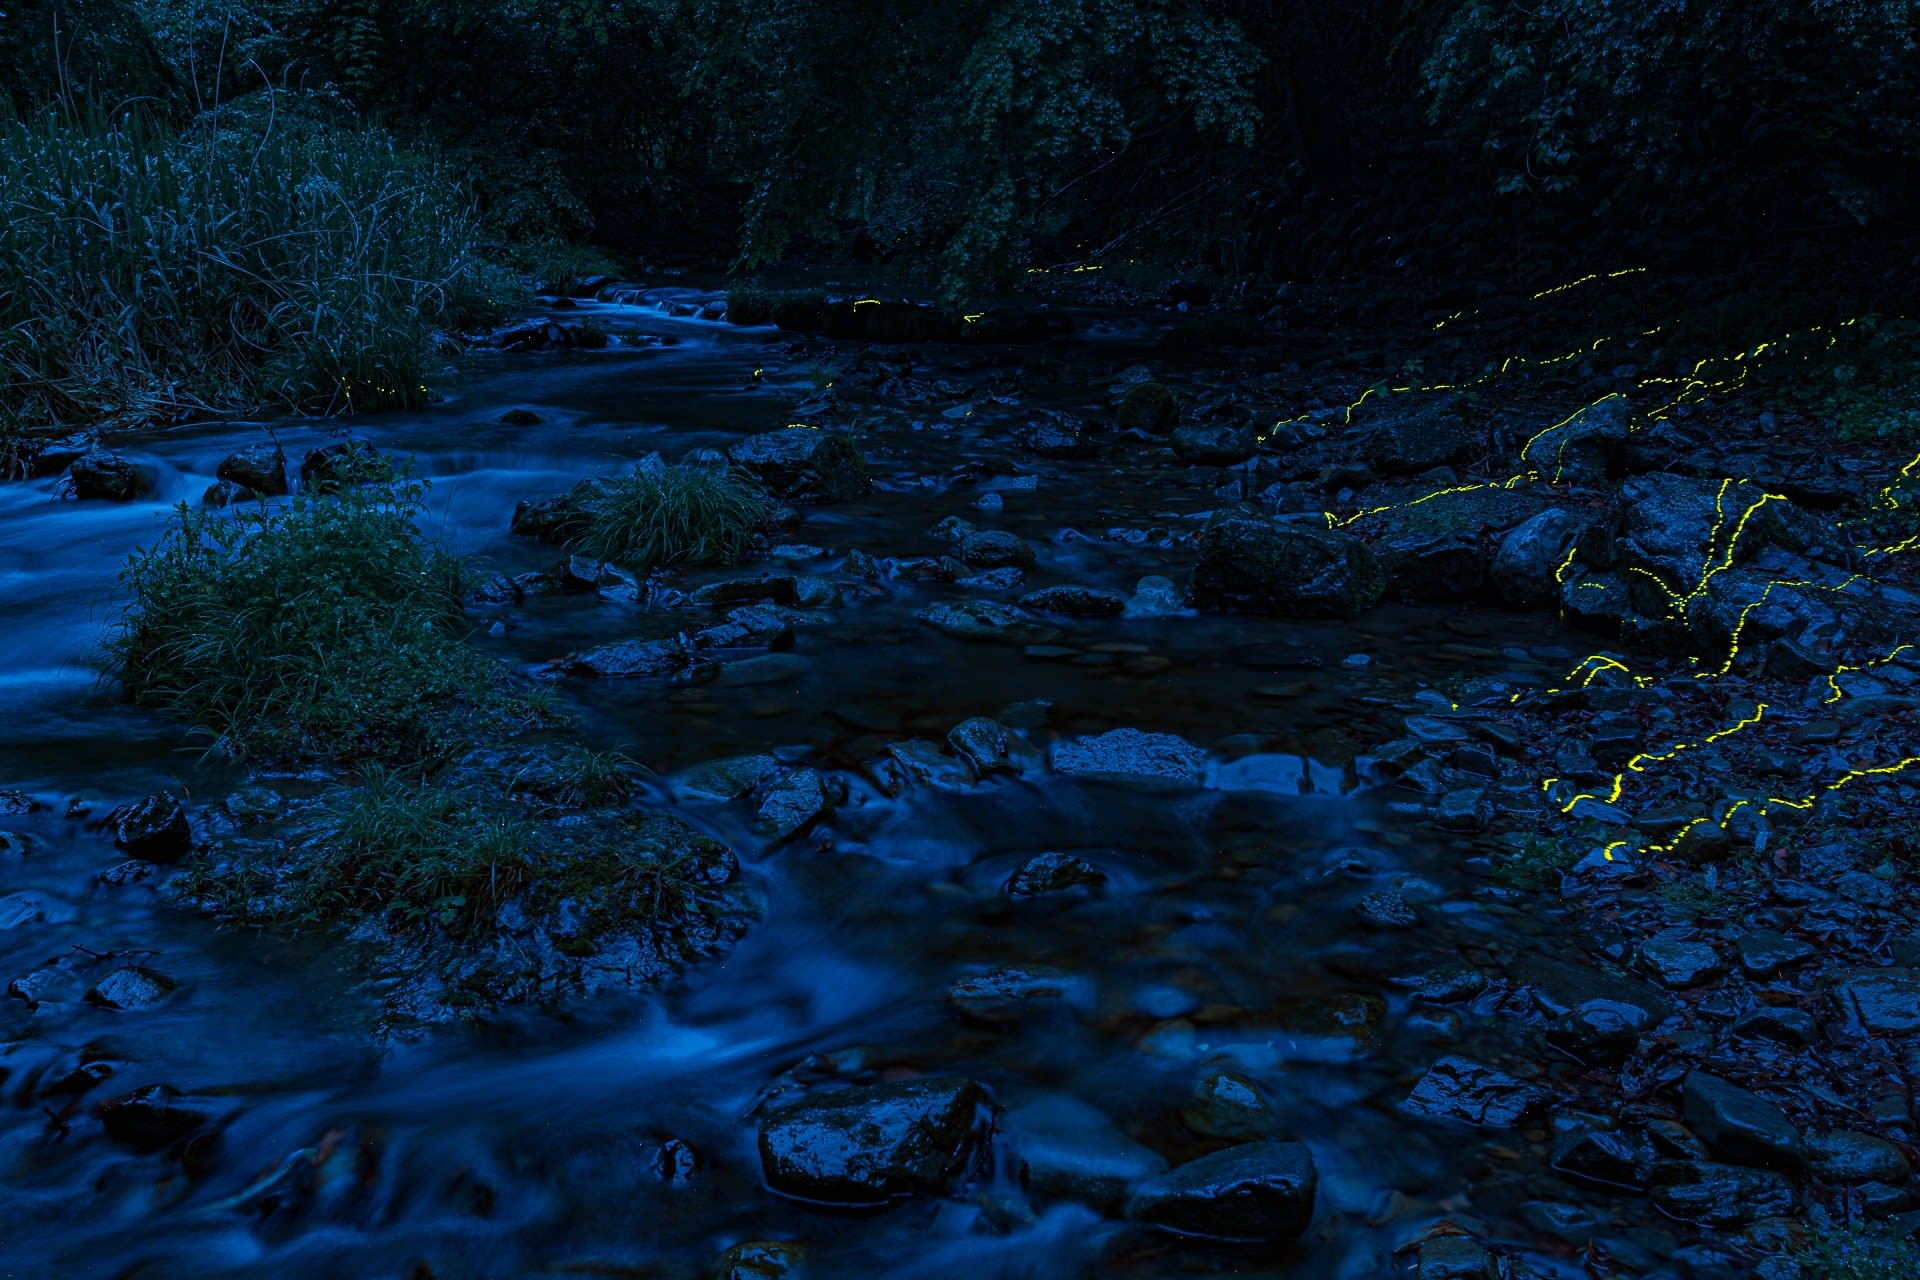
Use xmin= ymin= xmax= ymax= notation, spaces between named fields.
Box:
xmin=517 ymin=463 xmax=773 ymax=572
xmin=110 ymin=467 xmax=529 ymax=761
xmin=298 ymin=769 xmax=534 ymax=932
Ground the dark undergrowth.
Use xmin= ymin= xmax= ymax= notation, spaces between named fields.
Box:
xmin=0 ymin=100 xmax=515 ymax=437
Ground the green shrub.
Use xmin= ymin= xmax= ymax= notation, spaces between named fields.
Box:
xmin=110 ymin=467 xmax=527 ymax=760
xmin=1793 ymin=1223 xmax=1920 ymax=1280
xmin=537 ymin=464 xmax=773 ymax=572
xmin=0 ymin=101 xmax=514 ymax=434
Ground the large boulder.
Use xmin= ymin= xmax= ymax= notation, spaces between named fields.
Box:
xmin=69 ymin=450 xmax=152 ymax=501
xmin=727 ymin=430 xmax=869 ymax=503
xmin=1357 ymin=488 xmax=1544 ymax=600
xmin=757 ymin=1078 xmax=989 ymax=1203
xmin=1125 ymin=1141 xmax=1318 ymax=1240
xmin=1357 ymin=399 xmax=1476 ymax=475
xmin=1492 ymin=507 xmax=1581 ymax=606
xmin=1518 ymin=395 xmax=1630 ymax=483
xmin=1190 ymin=508 xmax=1384 ymax=617
xmin=215 ymin=444 xmax=289 ymax=497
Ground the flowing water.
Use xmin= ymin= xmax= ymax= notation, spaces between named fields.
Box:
xmin=0 ymin=287 xmax=1601 ymax=1278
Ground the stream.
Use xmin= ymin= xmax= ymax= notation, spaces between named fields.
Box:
xmin=0 ymin=285 xmax=1624 ymax=1279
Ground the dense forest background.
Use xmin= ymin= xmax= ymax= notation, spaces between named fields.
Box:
xmin=8 ymin=0 xmax=1917 ymax=299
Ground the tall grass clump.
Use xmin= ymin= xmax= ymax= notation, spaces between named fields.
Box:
xmin=0 ymin=100 xmax=515 ymax=435
xmin=110 ymin=467 xmax=523 ymax=760
xmin=528 ymin=463 xmax=774 ymax=571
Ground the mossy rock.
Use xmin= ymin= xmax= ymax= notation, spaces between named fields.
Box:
xmin=1189 ymin=507 xmax=1384 ymax=617
xmin=1351 ymin=486 xmax=1546 ymax=601
xmin=1117 ymin=382 xmax=1179 ymax=433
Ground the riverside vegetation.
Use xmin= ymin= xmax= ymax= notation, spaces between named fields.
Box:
xmin=4 ymin=2 xmax=1920 ymax=1278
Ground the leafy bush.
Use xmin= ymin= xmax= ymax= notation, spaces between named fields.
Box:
xmin=529 ymin=464 xmax=773 ymax=572
xmin=1421 ymin=0 xmax=1920 ymax=223
xmin=110 ymin=466 xmax=527 ymax=760
xmin=0 ymin=101 xmax=513 ymax=434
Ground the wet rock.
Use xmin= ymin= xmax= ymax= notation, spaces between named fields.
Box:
xmin=1172 ymin=424 xmax=1255 ymax=466
xmin=1007 ymin=1096 xmax=1167 ymax=1213
xmin=1019 ymin=585 xmax=1126 ymax=617
xmin=1358 ymin=401 xmax=1475 ymax=474
xmin=1637 ymin=931 xmax=1725 ymax=989
xmin=70 ymin=449 xmax=152 ymax=501
xmin=691 ymin=605 xmax=795 ymax=652
xmin=946 ymin=717 xmax=1030 ymax=779
xmin=498 ymin=407 xmax=542 ymax=426
xmin=299 ymin=439 xmax=381 ymax=490
xmin=1356 ymin=887 xmax=1416 ymax=929
xmin=1806 ymin=1130 xmax=1910 ymax=1183
xmin=1417 ymin=1236 xmax=1498 ymax=1279
xmin=1018 ymin=415 xmax=1095 ymax=459
xmin=1116 ymin=382 xmax=1177 ymax=433
xmin=1402 ymin=1056 xmax=1548 ymax=1128
xmin=1510 ymin=955 xmax=1673 ymax=1025
xmin=1492 ymin=508 xmax=1580 ymax=606
xmin=756 ymin=1077 xmax=988 ymax=1204
xmin=1545 ymin=998 xmax=1648 ymax=1066
xmin=1682 ymin=1072 xmax=1804 ymax=1169
xmin=215 ymin=444 xmax=288 ymax=497
xmin=1181 ymin=1070 xmax=1275 ymax=1139
xmin=916 ymin=599 xmax=1048 ymax=643
xmin=1190 ymin=508 xmax=1384 ymax=617
xmin=1731 ymin=1005 xmax=1817 ymax=1047
xmin=947 ymin=966 xmax=1082 ymax=1024
xmin=756 ymin=768 xmax=834 ymax=846
xmin=709 ymin=1240 xmax=802 ymax=1280
xmin=727 ymin=429 xmax=869 ymax=503
xmin=0 ymin=789 xmax=40 ymax=816
xmin=675 ymin=755 xmax=785 ymax=803
xmin=85 ymin=965 xmax=177 ymax=1011
xmin=1004 ymin=852 xmax=1106 ymax=901
xmin=97 ymin=1084 xmax=212 ymax=1150
xmin=27 ymin=431 xmax=96 ymax=477
xmin=1051 ymin=729 xmax=1206 ymax=787
xmin=958 ymin=530 xmax=1036 ymax=569
xmin=1125 ymin=1141 xmax=1317 ymax=1241
xmin=1649 ymin=1161 xmax=1794 ymax=1225
xmin=1827 ymin=968 xmax=1920 ymax=1034
xmin=108 ymin=792 xmax=192 ymax=862
xmin=1552 ymin=1118 xmax=1654 ymax=1188
xmin=560 ymin=636 xmax=691 ymax=679
xmin=1392 ymin=962 xmax=1487 ymax=1004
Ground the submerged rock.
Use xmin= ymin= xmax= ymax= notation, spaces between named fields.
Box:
xmin=1189 ymin=508 xmax=1384 ymax=617
xmin=97 ymin=1084 xmax=212 ymax=1150
xmin=1125 ymin=1141 xmax=1317 ymax=1240
xmin=727 ymin=429 xmax=869 ymax=503
xmin=947 ymin=966 xmax=1083 ymax=1024
xmin=756 ymin=1078 xmax=989 ymax=1204
xmin=916 ymin=599 xmax=1048 ymax=643
xmin=1007 ymin=1096 xmax=1167 ymax=1213
xmin=1019 ymin=585 xmax=1126 ymax=617
xmin=1004 ymin=852 xmax=1106 ymax=901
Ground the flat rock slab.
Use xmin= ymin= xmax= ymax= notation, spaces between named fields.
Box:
xmin=1827 ymin=968 xmax=1920 ymax=1034
xmin=1402 ymin=1056 xmax=1548 ymax=1128
xmin=757 ymin=1078 xmax=988 ymax=1204
xmin=1051 ymin=729 xmax=1207 ymax=787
